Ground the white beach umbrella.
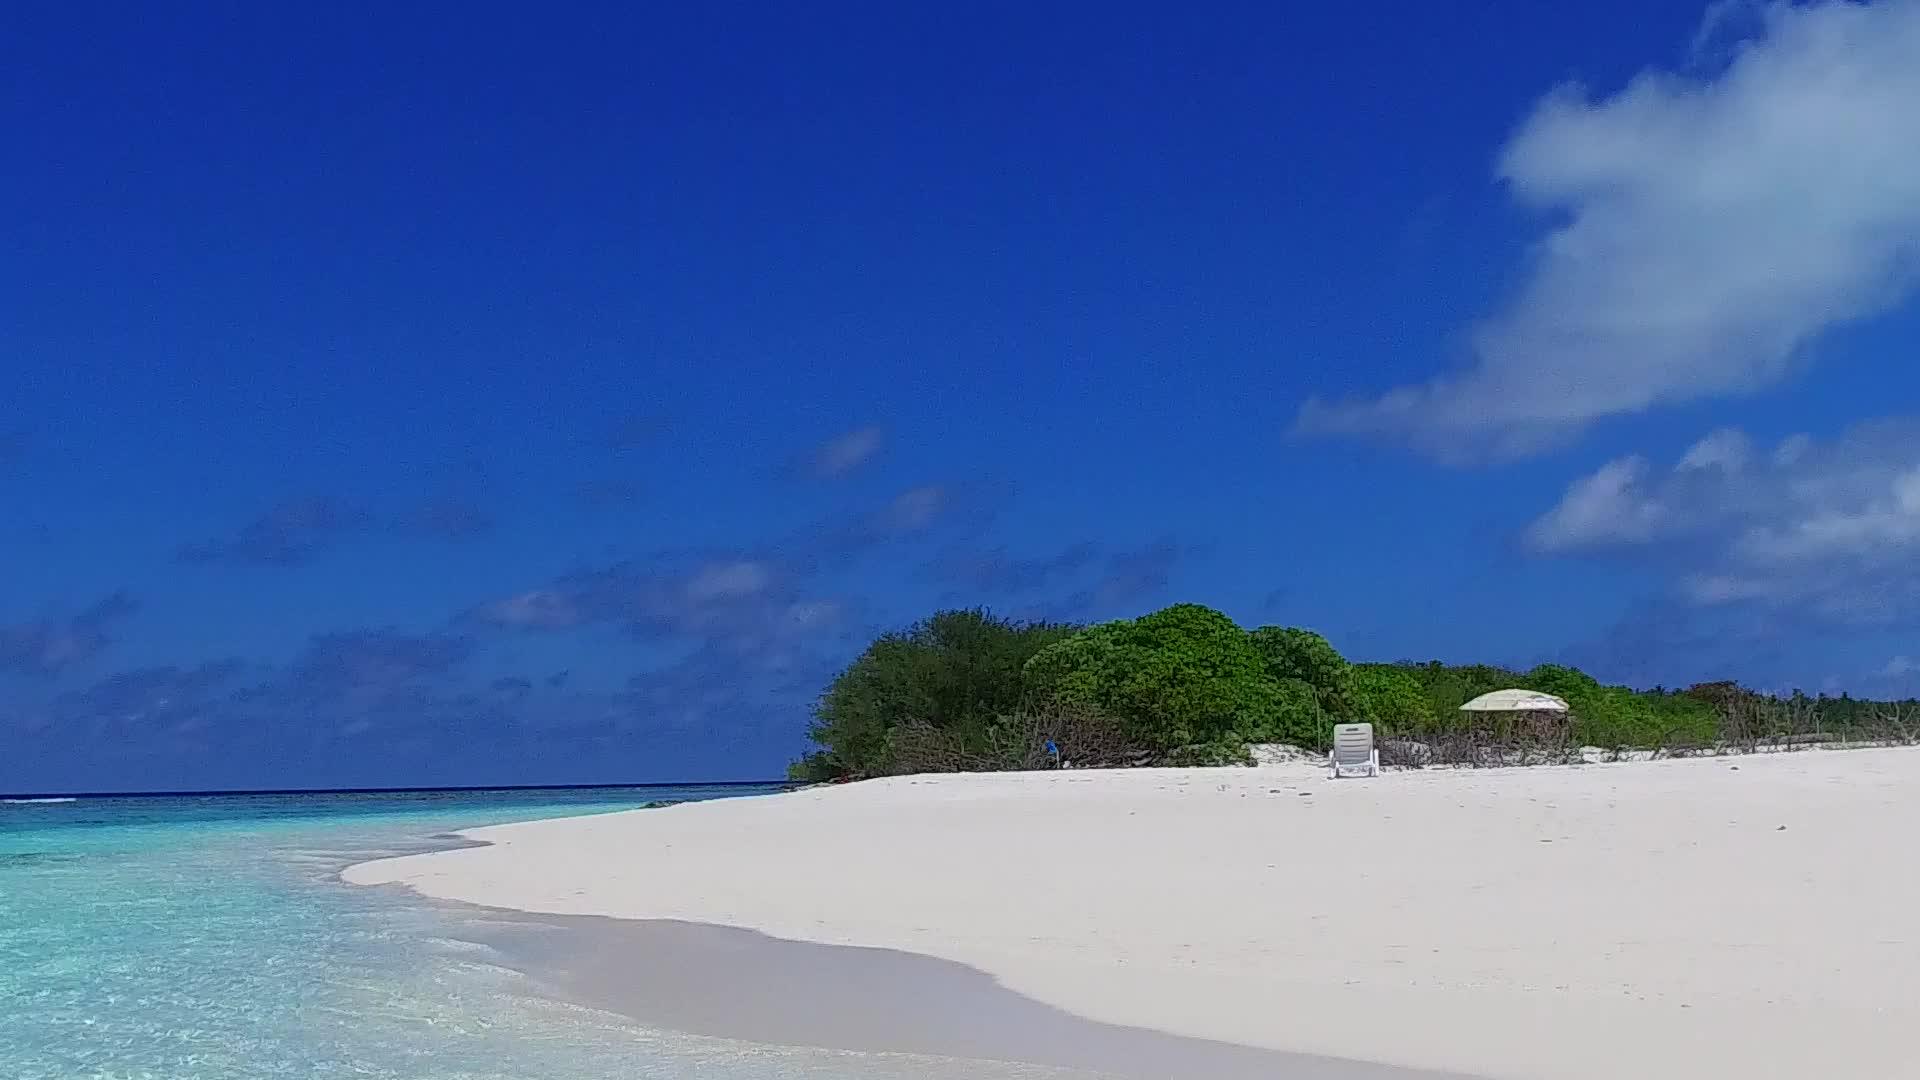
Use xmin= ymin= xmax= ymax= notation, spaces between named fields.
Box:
xmin=1459 ymin=688 xmax=1570 ymax=713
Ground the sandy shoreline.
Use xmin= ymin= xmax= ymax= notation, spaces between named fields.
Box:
xmin=451 ymin=910 xmax=1465 ymax=1079
xmin=346 ymin=749 xmax=1920 ymax=1079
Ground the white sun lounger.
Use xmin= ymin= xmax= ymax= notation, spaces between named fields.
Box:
xmin=1329 ymin=722 xmax=1379 ymax=778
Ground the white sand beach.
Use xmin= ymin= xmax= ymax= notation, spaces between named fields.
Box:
xmin=346 ymin=749 xmax=1920 ymax=1079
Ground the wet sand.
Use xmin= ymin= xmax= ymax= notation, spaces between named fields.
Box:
xmin=459 ymin=911 xmax=1469 ymax=1080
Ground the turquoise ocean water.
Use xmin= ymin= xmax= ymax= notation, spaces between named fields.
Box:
xmin=0 ymin=787 xmax=1073 ymax=1080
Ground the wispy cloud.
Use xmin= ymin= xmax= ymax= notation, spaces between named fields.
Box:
xmin=867 ymin=485 xmax=946 ymax=534
xmin=1524 ymin=456 xmax=1673 ymax=552
xmin=576 ymin=479 xmax=643 ymax=508
xmin=178 ymin=497 xmax=374 ymax=566
xmin=920 ymin=538 xmax=1186 ymax=619
xmin=1068 ymin=541 xmax=1184 ymax=614
xmin=923 ymin=542 xmax=1099 ymax=595
xmin=490 ymin=675 xmax=535 ymax=695
xmin=49 ymin=659 xmax=249 ymax=736
xmin=1298 ymin=0 xmax=1920 ymax=459
xmin=29 ymin=629 xmax=480 ymax=750
xmin=0 ymin=592 xmax=138 ymax=676
xmin=611 ymin=637 xmax=838 ymax=745
xmin=273 ymin=629 xmax=473 ymax=696
xmin=467 ymin=548 xmax=855 ymax=752
xmin=1553 ymin=596 xmax=1791 ymax=690
xmin=181 ymin=494 xmax=500 ymax=565
xmin=474 ymin=587 xmax=589 ymax=630
xmin=231 ymin=629 xmax=482 ymax=740
xmin=394 ymin=498 xmax=494 ymax=540
xmin=811 ymin=480 xmax=1015 ymax=561
xmin=474 ymin=552 xmax=847 ymax=661
xmin=805 ymin=426 xmax=885 ymax=479
xmin=1528 ymin=418 xmax=1920 ymax=623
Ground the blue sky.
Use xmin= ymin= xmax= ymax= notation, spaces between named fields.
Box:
xmin=6 ymin=1 xmax=1920 ymax=791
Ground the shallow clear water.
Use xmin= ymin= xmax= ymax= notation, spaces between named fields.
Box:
xmin=0 ymin=788 xmax=1079 ymax=1080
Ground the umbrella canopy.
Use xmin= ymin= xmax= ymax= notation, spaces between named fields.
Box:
xmin=1459 ymin=688 xmax=1570 ymax=713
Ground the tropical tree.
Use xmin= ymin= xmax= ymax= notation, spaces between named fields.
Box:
xmin=1024 ymin=603 xmax=1295 ymax=753
xmin=1349 ymin=664 xmax=1435 ymax=734
xmin=1249 ymin=625 xmax=1352 ymax=715
xmin=793 ymin=609 xmax=1075 ymax=780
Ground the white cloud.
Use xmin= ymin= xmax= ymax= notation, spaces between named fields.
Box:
xmin=479 ymin=588 xmax=585 ymax=629
xmin=877 ymin=485 xmax=947 ymax=534
xmin=1676 ymin=428 xmax=1753 ymax=472
xmin=1679 ymin=573 xmax=1780 ymax=605
xmin=1772 ymin=432 xmax=1813 ymax=466
xmin=808 ymin=426 xmax=884 ymax=478
xmin=474 ymin=553 xmax=851 ymax=661
xmin=1731 ymin=463 xmax=1920 ymax=562
xmin=1524 ymin=456 xmax=1665 ymax=550
xmin=1298 ymin=0 xmax=1920 ymax=459
xmin=784 ymin=599 xmax=843 ymax=629
xmin=683 ymin=559 xmax=773 ymax=601
xmin=1529 ymin=419 xmax=1920 ymax=621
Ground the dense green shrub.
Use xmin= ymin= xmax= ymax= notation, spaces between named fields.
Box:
xmin=791 ymin=601 xmax=1920 ymax=781
xmin=1023 ymin=603 xmax=1286 ymax=752
xmin=787 ymin=751 xmax=842 ymax=783
xmin=879 ymin=703 xmax=1146 ymax=775
xmin=1390 ymin=661 xmax=1523 ymax=725
xmin=798 ymin=608 xmax=1076 ymax=779
xmin=1387 ymin=660 xmax=1741 ymax=751
xmin=1641 ymin=689 xmax=1722 ymax=748
xmin=1349 ymin=664 xmax=1436 ymax=734
xmin=1249 ymin=626 xmax=1352 ymax=716
xmin=1241 ymin=676 xmax=1326 ymax=748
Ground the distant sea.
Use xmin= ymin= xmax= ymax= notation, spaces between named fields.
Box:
xmin=0 ymin=786 xmax=1075 ymax=1080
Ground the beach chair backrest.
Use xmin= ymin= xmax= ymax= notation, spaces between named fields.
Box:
xmin=1330 ymin=723 xmax=1378 ymax=778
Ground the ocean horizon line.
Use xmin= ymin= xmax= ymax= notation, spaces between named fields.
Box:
xmin=0 ymin=779 xmax=794 ymax=801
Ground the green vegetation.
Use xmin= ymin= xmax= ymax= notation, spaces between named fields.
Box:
xmin=1024 ymin=604 xmax=1294 ymax=753
xmin=1349 ymin=664 xmax=1432 ymax=733
xmin=790 ymin=608 xmax=1074 ymax=782
xmin=1249 ymin=626 xmax=1351 ymax=714
xmin=791 ymin=602 xmax=1920 ymax=781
